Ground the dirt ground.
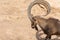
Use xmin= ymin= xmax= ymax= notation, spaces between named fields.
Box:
xmin=0 ymin=0 xmax=60 ymax=40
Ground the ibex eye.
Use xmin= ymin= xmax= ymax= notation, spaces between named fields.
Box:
xmin=32 ymin=17 xmax=36 ymax=21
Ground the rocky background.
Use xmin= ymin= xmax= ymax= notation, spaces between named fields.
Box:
xmin=0 ymin=0 xmax=60 ymax=40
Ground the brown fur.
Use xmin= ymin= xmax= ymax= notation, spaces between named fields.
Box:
xmin=31 ymin=16 xmax=60 ymax=40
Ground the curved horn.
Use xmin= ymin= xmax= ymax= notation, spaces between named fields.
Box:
xmin=27 ymin=1 xmax=36 ymax=22
xmin=27 ymin=0 xmax=51 ymax=22
xmin=37 ymin=0 xmax=51 ymax=16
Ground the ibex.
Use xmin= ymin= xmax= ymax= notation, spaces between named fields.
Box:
xmin=32 ymin=16 xmax=60 ymax=40
xmin=28 ymin=0 xmax=60 ymax=40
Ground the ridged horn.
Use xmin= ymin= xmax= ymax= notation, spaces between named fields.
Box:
xmin=27 ymin=0 xmax=51 ymax=22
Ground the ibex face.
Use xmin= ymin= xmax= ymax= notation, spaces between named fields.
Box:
xmin=32 ymin=16 xmax=47 ymax=29
xmin=31 ymin=16 xmax=46 ymax=31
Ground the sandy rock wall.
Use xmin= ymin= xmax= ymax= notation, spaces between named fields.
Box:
xmin=0 ymin=0 xmax=60 ymax=40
